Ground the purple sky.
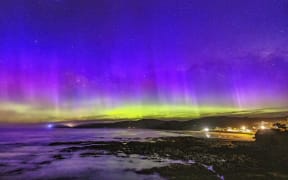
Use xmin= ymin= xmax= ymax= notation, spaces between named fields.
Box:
xmin=0 ymin=0 xmax=288 ymax=121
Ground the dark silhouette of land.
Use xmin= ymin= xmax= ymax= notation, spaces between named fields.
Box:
xmin=56 ymin=116 xmax=287 ymax=130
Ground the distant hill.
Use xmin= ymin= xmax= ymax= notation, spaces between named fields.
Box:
xmin=56 ymin=116 xmax=287 ymax=130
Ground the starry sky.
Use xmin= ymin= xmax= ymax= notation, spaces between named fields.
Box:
xmin=0 ymin=0 xmax=288 ymax=122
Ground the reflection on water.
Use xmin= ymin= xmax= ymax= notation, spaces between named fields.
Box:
xmin=0 ymin=128 xmax=224 ymax=180
xmin=0 ymin=128 xmax=185 ymax=144
xmin=0 ymin=128 xmax=182 ymax=180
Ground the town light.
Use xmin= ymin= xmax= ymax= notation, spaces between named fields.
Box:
xmin=65 ymin=123 xmax=75 ymax=128
xmin=246 ymin=129 xmax=252 ymax=133
xmin=203 ymin=127 xmax=210 ymax=132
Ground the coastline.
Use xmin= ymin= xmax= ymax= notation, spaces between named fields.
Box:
xmin=49 ymin=135 xmax=288 ymax=179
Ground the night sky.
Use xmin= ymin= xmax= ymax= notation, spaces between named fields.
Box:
xmin=0 ymin=0 xmax=288 ymax=122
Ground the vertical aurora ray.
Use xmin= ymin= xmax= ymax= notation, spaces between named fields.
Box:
xmin=0 ymin=0 xmax=288 ymax=122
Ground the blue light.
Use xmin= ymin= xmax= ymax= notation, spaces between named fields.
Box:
xmin=47 ymin=123 xmax=54 ymax=129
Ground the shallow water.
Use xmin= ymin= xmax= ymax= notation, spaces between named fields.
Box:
xmin=0 ymin=127 xmax=224 ymax=180
xmin=0 ymin=128 xmax=185 ymax=180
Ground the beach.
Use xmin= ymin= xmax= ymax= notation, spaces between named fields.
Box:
xmin=1 ymin=128 xmax=288 ymax=180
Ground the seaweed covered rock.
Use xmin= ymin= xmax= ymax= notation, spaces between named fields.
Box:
xmin=255 ymin=129 xmax=288 ymax=149
xmin=254 ymin=129 xmax=288 ymax=171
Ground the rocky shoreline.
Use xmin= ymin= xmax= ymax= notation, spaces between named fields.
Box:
xmin=49 ymin=135 xmax=288 ymax=180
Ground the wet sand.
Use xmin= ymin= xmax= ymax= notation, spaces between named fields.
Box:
xmin=171 ymin=130 xmax=255 ymax=141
